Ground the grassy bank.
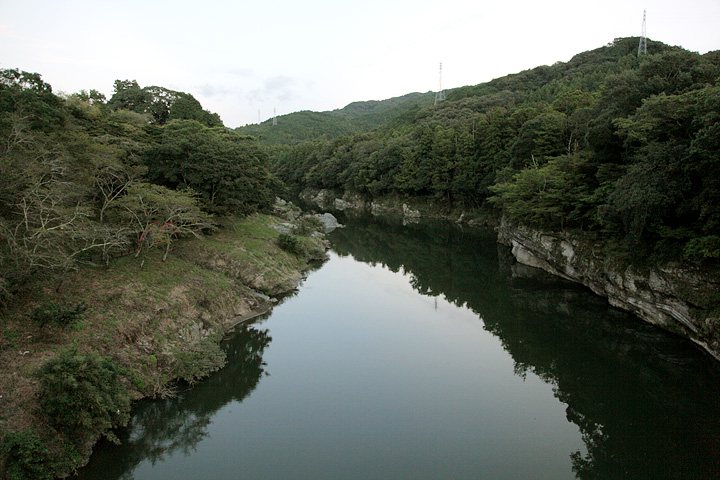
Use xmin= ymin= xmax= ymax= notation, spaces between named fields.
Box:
xmin=0 ymin=212 xmax=326 ymax=479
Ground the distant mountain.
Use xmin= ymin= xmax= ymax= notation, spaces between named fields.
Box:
xmin=234 ymin=92 xmax=434 ymax=146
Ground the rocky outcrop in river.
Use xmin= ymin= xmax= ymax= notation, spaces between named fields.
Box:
xmin=498 ymin=218 xmax=720 ymax=361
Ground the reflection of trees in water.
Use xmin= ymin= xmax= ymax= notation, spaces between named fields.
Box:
xmin=75 ymin=325 xmax=271 ymax=480
xmin=331 ymin=216 xmax=720 ymax=479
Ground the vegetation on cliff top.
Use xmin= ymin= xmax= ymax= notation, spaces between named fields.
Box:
xmin=271 ymin=38 xmax=720 ymax=265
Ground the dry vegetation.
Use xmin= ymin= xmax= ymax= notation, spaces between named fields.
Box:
xmin=0 ymin=213 xmax=327 ymax=478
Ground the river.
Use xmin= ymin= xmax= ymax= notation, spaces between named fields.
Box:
xmin=75 ymin=216 xmax=720 ymax=479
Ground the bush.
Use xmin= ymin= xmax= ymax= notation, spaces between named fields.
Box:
xmin=277 ymin=232 xmax=305 ymax=256
xmin=36 ymin=348 xmax=131 ymax=443
xmin=684 ymin=235 xmax=720 ymax=260
xmin=31 ymin=301 xmax=87 ymax=328
xmin=0 ymin=428 xmax=82 ymax=480
xmin=171 ymin=338 xmax=227 ymax=385
xmin=291 ymin=215 xmax=324 ymax=236
xmin=0 ymin=429 xmax=53 ymax=480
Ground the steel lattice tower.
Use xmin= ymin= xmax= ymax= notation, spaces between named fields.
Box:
xmin=272 ymin=108 xmax=277 ymax=126
xmin=435 ymin=63 xmax=445 ymax=105
xmin=638 ymin=9 xmax=647 ymax=56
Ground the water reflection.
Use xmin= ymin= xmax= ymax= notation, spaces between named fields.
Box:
xmin=75 ymin=325 xmax=271 ymax=479
xmin=76 ymin=215 xmax=720 ymax=479
xmin=330 ymin=216 xmax=720 ymax=479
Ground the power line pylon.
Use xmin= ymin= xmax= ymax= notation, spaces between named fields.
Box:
xmin=272 ymin=108 xmax=277 ymax=126
xmin=638 ymin=9 xmax=647 ymax=56
xmin=434 ymin=63 xmax=445 ymax=105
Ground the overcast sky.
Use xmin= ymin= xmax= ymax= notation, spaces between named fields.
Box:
xmin=1 ymin=0 xmax=718 ymax=128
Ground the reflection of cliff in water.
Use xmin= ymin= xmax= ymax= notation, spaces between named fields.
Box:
xmin=75 ymin=324 xmax=271 ymax=480
xmin=330 ymin=216 xmax=720 ymax=480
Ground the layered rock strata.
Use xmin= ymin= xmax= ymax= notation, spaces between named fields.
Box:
xmin=498 ymin=219 xmax=720 ymax=361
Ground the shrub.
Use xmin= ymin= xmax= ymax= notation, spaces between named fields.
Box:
xmin=0 ymin=429 xmax=54 ymax=480
xmin=683 ymin=235 xmax=720 ymax=260
xmin=31 ymin=301 xmax=87 ymax=328
xmin=0 ymin=428 xmax=81 ymax=480
xmin=277 ymin=232 xmax=305 ymax=256
xmin=36 ymin=348 xmax=131 ymax=443
xmin=171 ymin=338 xmax=227 ymax=385
xmin=292 ymin=215 xmax=324 ymax=236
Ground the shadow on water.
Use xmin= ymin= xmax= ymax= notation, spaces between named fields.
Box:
xmin=330 ymin=215 xmax=720 ymax=480
xmin=73 ymin=324 xmax=272 ymax=480
xmin=76 ymin=214 xmax=720 ymax=479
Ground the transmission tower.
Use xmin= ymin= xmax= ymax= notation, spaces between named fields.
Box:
xmin=272 ymin=108 xmax=277 ymax=126
xmin=434 ymin=63 xmax=445 ymax=105
xmin=638 ymin=9 xmax=647 ymax=56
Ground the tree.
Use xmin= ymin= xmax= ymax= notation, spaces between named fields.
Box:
xmin=0 ymin=68 xmax=66 ymax=132
xmin=107 ymin=79 xmax=151 ymax=114
xmin=107 ymin=81 xmax=223 ymax=127
xmin=142 ymin=120 xmax=275 ymax=214
xmin=37 ymin=348 xmax=131 ymax=442
xmin=0 ymin=140 xmax=131 ymax=282
xmin=511 ymin=110 xmax=568 ymax=165
xmin=168 ymin=94 xmax=223 ymax=127
xmin=70 ymin=89 xmax=106 ymax=105
xmin=607 ymin=86 xmax=720 ymax=252
xmin=87 ymin=136 xmax=147 ymax=222
xmin=108 ymin=182 xmax=213 ymax=259
xmin=490 ymin=153 xmax=595 ymax=230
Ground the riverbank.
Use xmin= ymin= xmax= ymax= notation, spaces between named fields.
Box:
xmin=298 ymin=188 xmax=498 ymax=228
xmin=300 ymin=188 xmax=720 ymax=362
xmin=0 ymin=211 xmax=328 ymax=479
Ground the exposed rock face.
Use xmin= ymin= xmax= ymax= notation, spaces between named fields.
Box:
xmin=302 ymin=189 xmax=425 ymax=222
xmin=498 ymin=218 xmax=720 ymax=361
xmin=403 ymin=203 xmax=421 ymax=219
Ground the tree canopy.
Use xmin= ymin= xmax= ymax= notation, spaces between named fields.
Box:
xmin=0 ymin=70 xmax=276 ymax=298
xmin=269 ymin=38 xmax=720 ymax=262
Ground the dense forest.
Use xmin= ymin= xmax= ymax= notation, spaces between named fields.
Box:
xmin=4 ymin=36 xmax=716 ymax=297
xmin=0 ymin=72 xmax=277 ymax=300
xmin=268 ymin=38 xmax=720 ymax=264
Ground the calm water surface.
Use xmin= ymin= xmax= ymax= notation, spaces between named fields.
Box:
xmin=75 ymin=217 xmax=720 ymax=479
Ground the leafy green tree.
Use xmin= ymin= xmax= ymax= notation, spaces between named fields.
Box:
xmin=607 ymin=86 xmax=720 ymax=253
xmin=107 ymin=79 xmax=151 ymax=114
xmin=107 ymin=81 xmax=223 ymax=127
xmin=70 ymin=89 xmax=107 ymax=105
xmin=36 ymin=348 xmax=131 ymax=442
xmin=142 ymin=120 xmax=275 ymax=214
xmin=0 ymin=428 xmax=78 ymax=480
xmin=168 ymin=94 xmax=223 ymax=127
xmin=0 ymin=68 xmax=66 ymax=133
xmin=490 ymin=153 xmax=596 ymax=230
xmin=511 ymin=110 xmax=568 ymax=165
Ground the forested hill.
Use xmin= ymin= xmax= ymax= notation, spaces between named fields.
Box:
xmin=233 ymin=92 xmax=434 ymax=145
xmin=272 ymin=37 xmax=720 ymax=265
xmin=0 ymin=73 xmax=278 ymax=299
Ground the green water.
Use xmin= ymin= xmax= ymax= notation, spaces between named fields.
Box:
xmin=75 ymin=216 xmax=720 ymax=479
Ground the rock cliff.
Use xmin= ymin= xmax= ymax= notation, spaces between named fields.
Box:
xmin=498 ymin=218 xmax=720 ymax=361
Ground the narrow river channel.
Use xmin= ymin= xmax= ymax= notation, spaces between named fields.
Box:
xmin=75 ymin=216 xmax=720 ymax=479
